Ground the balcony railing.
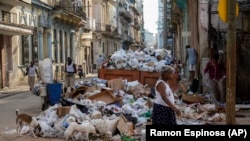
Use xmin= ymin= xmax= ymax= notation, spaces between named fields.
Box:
xmin=54 ymin=0 xmax=86 ymax=19
xmin=118 ymin=5 xmax=132 ymax=23
xmin=1 ymin=11 xmax=17 ymax=24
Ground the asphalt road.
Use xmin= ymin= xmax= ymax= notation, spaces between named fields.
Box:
xmin=0 ymin=75 xmax=97 ymax=141
xmin=0 ymin=90 xmax=64 ymax=141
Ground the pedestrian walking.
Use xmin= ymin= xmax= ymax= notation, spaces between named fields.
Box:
xmin=77 ymin=65 xmax=84 ymax=79
xmin=186 ymin=45 xmax=198 ymax=82
xmin=152 ymin=66 xmax=181 ymax=125
xmin=26 ymin=61 xmax=39 ymax=91
xmin=64 ymin=57 xmax=77 ymax=93
xmin=97 ymin=55 xmax=104 ymax=69
xmin=204 ymin=54 xmax=226 ymax=106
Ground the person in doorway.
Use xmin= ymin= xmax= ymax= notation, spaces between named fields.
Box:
xmin=97 ymin=55 xmax=104 ymax=69
xmin=204 ymin=53 xmax=226 ymax=106
xmin=64 ymin=57 xmax=77 ymax=93
xmin=152 ymin=66 xmax=181 ymax=125
xmin=26 ymin=61 xmax=39 ymax=91
xmin=186 ymin=45 xmax=198 ymax=82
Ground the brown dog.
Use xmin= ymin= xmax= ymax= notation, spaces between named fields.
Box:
xmin=16 ymin=109 xmax=40 ymax=137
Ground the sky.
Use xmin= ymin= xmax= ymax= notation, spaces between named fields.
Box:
xmin=143 ymin=0 xmax=159 ymax=34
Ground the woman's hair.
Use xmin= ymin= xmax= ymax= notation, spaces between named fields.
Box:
xmin=161 ymin=66 xmax=174 ymax=80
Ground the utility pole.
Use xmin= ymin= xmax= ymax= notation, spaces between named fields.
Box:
xmin=163 ymin=0 xmax=168 ymax=49
xmin=226 ymin=0 xmax=237 ymax=124
xmin=208 ymin=0 xmax=212 ymax=59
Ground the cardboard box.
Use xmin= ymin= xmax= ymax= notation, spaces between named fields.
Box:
xmin=117 ymin=114 xmax=134 ymax=136
xmin=88 ymin=90 xmax=117 ymax=105
xmin=107 ymin=78 xmax=124 ymax=91
xmin=57 ymin=106 xmax=71 ymax=118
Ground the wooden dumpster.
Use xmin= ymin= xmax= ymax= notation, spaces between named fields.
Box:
xmin=98 ymin=69 xmax=140 ymax=82
xmin=98 ymin=69 xmax=179 ymax=89
xmin=139 ymin=71 xmax=178 ymax=88
xmin=139 ymin=71 xmax=161 ymax=88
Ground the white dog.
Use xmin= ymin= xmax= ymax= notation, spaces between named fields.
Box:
xmin=64 ymin=121 xmax=98 ymax=141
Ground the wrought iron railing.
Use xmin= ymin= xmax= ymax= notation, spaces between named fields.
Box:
xmin=54 ymin=0 xmax=86 ymax=19
xmin=1 ymin=11 xmax=17 ymax=24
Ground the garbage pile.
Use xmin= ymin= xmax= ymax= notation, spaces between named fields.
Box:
xmin=106 ymin=48 xmax=173 ymax=72
xmin=14 ymin=76 xmax=229 ymax=141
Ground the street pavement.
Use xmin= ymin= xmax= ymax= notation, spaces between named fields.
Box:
xmin=0 ymin=73 xmax=98 ymax=141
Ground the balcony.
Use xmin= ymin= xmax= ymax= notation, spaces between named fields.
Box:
xmin=85 ymin=17 xmax=96 ymax=30
xmin=134 ymin=18 xmax=139 ymax=25
xmin=129 ymin=4 xmax=140 ymax=15
xmin=52 ymin=0 xmax=86 ymax=27
xmin=118 ymin=3 xmax=132 ymax=23
xmin=0 ymin=10 xmax=33 ymax=35
xmin=0 ymin=0 xmax=31 ymax=7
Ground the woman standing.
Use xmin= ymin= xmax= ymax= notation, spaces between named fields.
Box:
xmin=26 ymin=61 xmax=39 ymax=91
xmin=152 ymin=66 xmax=181 ymax=125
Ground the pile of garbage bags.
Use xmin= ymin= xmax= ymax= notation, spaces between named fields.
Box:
xmin=107 ymin=48 xmax=172 ymax=72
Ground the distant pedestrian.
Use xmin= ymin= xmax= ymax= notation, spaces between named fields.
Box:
xmin=77 ymin=65 xmax=84 ymax=79
xmin=64 ymin=57 xmax=77 ymax=93
xmin=26 ymin=61 xmax=39 ymax=91
xmin=204 ymin=54 xmax=226 ymax=105
xmin=186 ymin=45 xmax=198 ymax=82
xmin=97 ymin=55 xmax=104 ymax=69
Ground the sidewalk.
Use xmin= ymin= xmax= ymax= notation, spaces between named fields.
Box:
xmin=0 ymin=73 xmax=98 ymax=97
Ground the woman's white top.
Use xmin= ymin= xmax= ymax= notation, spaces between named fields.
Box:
xmin=154 ymin=79 xmax=175 ymax=107
xmin=28 ymin=66 xmax=36 ymax=77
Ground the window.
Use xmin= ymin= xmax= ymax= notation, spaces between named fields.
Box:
xmin=2 ymin=11 xmax=11 ymax=23
xmin=22 ymin=35 xmax=29 ymax=66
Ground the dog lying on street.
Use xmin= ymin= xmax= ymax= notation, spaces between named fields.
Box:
xmin=64 ymin=120 xmax=98 ymax=141
xmin=16 ymin=109 xmax=40 ymax=137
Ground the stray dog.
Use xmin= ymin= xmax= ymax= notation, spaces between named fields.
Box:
xmin=16 ymin=109 xmax=40 ymax=137
xmin=65 ymin=121 xmax=98 ymax=141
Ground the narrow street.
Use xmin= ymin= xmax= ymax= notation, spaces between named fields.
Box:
xmin=0 ymin=75 xmax=96 ymax=141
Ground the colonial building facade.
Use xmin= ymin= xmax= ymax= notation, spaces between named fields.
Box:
xmin=0 ymin=0 xmax=144 ymax=88
xmin=0 ymin=0 xmax=34 ymax=88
